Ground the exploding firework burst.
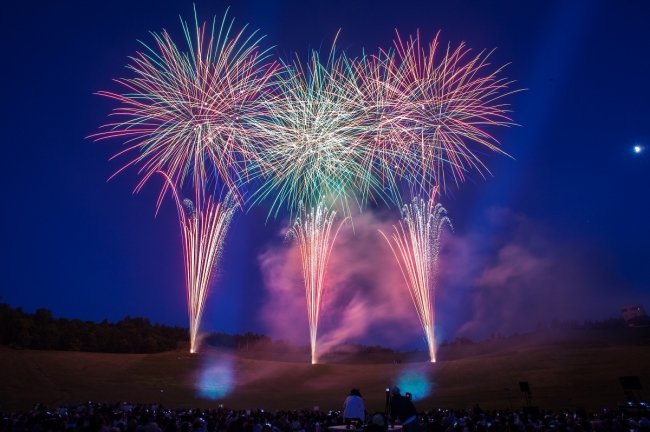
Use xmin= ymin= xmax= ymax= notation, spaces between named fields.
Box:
xmin=93 ymin=9 xmax=278 ymax=205
xmin=360 ymin=32 xmax=515 ymax=358
xmin=252 ymin=45 xmax=387 ymax=216
xmin=380 ymin=193 xmax=451 ymax=362
xmin=358 ymin=31 xmax=516 ymax=200
xmin=287 ymin=201 xmax=347 ymax=364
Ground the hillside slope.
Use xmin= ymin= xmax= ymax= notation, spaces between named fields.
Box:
xmin=1 ymin=329 xmax=648 ymax=412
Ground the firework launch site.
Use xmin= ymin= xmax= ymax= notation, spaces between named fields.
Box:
xmin=1 ymin=326 xmax=648 ymax=413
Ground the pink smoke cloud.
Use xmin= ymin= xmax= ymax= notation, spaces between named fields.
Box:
xmin=258 ymin=209 xmax=425 ymax=355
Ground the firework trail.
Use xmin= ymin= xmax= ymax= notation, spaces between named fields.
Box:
xmin=357 ymin=31 xmax=516 ymax=201
xmin=380 ymin=193 xmax=451 ymax=362
xmin=252 ymin=44 xmax=387 ymax=217
xmin=93 ymin=10 xmax=276 ymax=352
xmin=287 ymin=201 xmax=347 ymax=364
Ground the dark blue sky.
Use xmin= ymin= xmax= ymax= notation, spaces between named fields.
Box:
xmin=1 ymin=1 xmax=648 ymax=347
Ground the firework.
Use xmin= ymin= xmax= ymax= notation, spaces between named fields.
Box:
xmin=92 ymin=10 xmax=278 ymax=205
xmin=94 ymin=11 xmax=275 ymax=352
xmin=360 ymin=33 xmax=514 ymax=358
xmin=253 ymin=44 xmax=376 ymax=363
xmin=252 ymin=45 xmax=387 ymax=216
xmin=358 ymin=31 xmax=516 ymax=200
xmin=287 ymin=201 xmax=347 ymax=364
xmin=163 ymin=174 xmax=236 ymax=353
xmin=380 ymin=193 xmax=451 ymax=362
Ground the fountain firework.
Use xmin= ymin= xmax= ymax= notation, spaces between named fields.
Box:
xmin=183 ymin=196 xmax=236 ymax=353
xmin=380 ymin=193 xmax=451 ymax=362
xmin=94 ymin=10 xmax=277 ymax=352
xmin=286 ymin=201 xmax=347 ymax=364
xmin=163 ymin=175 xmax=236 ymax=353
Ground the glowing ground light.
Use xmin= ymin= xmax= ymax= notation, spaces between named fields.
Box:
xmin=396 ymin=371 xmax=433 ymax=401
xmin=197 ymin=356 xmax=234 ymax=399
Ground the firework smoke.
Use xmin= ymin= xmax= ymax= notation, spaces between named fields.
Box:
xmin=286 ymin=201 xmax=347 ymax=363
xmin=380 ymin=194 xmax=451 ymax=362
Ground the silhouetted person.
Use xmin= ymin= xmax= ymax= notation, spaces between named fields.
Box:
xmin=389 ymin=386 xmax=417 ymax=432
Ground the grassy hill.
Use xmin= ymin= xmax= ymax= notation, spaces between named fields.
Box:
xmin=1 ymin=328 xmax=648 ymax=413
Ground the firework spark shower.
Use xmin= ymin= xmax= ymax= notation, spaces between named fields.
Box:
xmin=380 ymin=195 xmax=451 ymax=362
xmin=287 ymin=201 xmax=346 ymax=364
xmin=253 ymin=43 xmax=390 ymax=216
xmin=252 ymin=45 xmax=380 ymax=363
xmin=355 ymin=31 xmax=515 ymax=358
xmin=166 ymin=182 xmax=236 ymax=353
xmin=6 ymin=0 xmax=649 ymax=372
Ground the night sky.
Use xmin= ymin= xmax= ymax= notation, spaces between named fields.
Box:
xmin=1 ymin=1 xmax=649 ymax=349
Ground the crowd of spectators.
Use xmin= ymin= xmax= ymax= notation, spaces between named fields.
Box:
xmin=1 ymin=401 xmax=649 ymax=432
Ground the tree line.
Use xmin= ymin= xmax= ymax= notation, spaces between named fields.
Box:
xmin=0 ymin=297 xmax=631 ymax=354
xmin=0 ymin=300 xmax=188 ymax=353
xmin=0 ymin=300 xmax=401 ymax=355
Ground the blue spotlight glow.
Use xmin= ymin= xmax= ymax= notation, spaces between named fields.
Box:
xmin=634 ymin=145 xmax=643 ymax=154
xmin=196 ymin=356 xmax=234 ymax=399
xmin=396 ymin=371 xmax=433 ymax=401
